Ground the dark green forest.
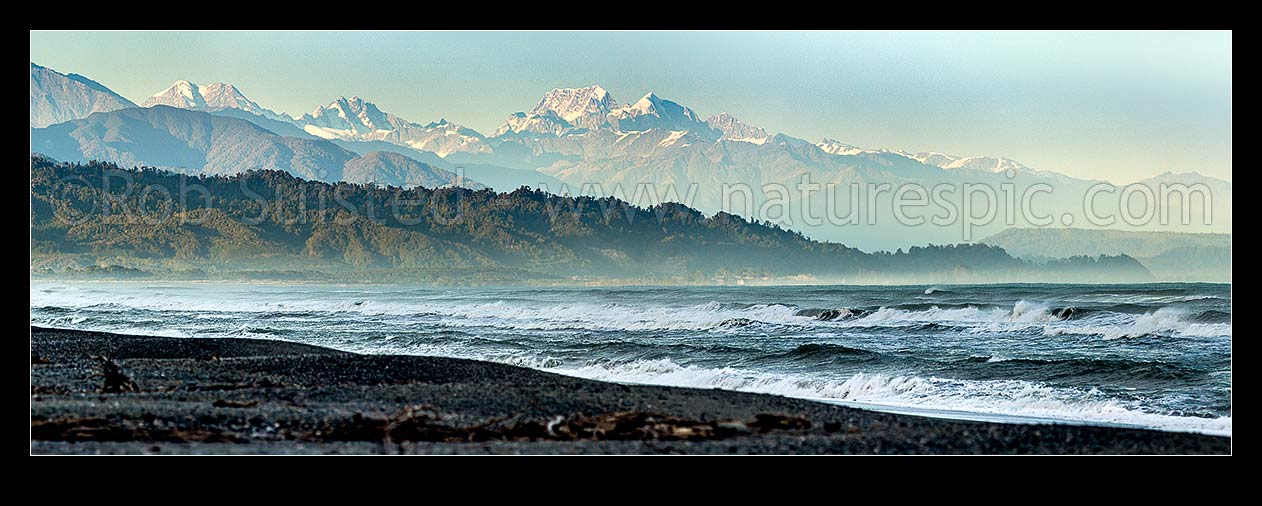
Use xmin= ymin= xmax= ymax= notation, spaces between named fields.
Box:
xmin=30 ymin=155 xmax=1153 ymax=284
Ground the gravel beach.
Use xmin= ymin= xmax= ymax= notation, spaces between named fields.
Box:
xmin=30 ymin=327 xmax=1230 ymax=455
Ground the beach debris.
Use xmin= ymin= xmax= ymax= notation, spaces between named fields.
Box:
xmin=31 ymin=416 xmax=243 ymax=443
xmin=383 ymin=406 xmax=452 ymax=443
xmin=545 ymin=415 xmax=566 ymax=436
xmin=60 ymin=407 xmax=817 ymax=445
xmin=748 ymin=413 xmax=811 ymax=432
xmin=89 ymin=355 xmax=138 ymax=394
xmin=304 ymin=408 xmax=804 ymax=443
xmin=175 ymin=379 xmax=289 ymax=392
xmin=212 ymin=399 xmax=260 ymax=408
xmin=541 ymin=411 xmax=766 ymax=441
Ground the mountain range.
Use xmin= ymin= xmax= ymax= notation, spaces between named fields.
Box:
xmin=31 ymin=106 xmax=479 ymax=189
xmin=30 ymin=62 xmax=1232 ymax=251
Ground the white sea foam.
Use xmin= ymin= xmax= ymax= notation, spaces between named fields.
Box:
xmin=33 ymin=284 xmax=1232 ymax=342
xmin=546 ymin=358 xmax=1232 ymax=436
xmin=39 ymin=315 xmax=89 ymax=327
xmin=32 ymin=284 xmax=809 ymax=332
xmin=1009 ymin=300 xmax=1057 ymax=322
xmin=857 ymin=300 xmax=1054 ymax=324
xmin=423 ymin=300 xmax=808 ymax=331
xmin=111 ymin=327 xmax=191 ymax=338
xmin=1043 ymin=307 xmax=1231 ymax=339
xmin=33 ymin=283 xmax=1232 ymax=341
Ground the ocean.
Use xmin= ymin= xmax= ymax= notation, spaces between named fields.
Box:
xmin=29 ymin=281 xmax=1232 ymax=436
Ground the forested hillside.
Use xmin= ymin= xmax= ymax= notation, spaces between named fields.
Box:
xmin=30 ymin=156 xmax=1153 ymax=284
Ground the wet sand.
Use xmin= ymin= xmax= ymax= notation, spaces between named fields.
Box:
xmin=30 ymin=327 xmax=1230 ymax=455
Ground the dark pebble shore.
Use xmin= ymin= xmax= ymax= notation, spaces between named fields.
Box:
xmin=30 ymin=327 xmax=1230 ymax=455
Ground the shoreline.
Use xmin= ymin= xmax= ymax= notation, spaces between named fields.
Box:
xmin=31 ymin=275 xmax=1230 ymax=287
xmin=538 ymin=371 xmax=1231 ymax=438
xmin=30 ymin=327 xmax=1230 ymax=455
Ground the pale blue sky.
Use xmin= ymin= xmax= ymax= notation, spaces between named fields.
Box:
xmin=30 ymin=31 xmax=1231 ymax=183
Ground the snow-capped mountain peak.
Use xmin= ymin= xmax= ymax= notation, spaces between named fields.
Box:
xmin=529 ymin=85 xmax=616 ymax=120
xmin=907 ymin=151 xmax=960 ymax=167
xmin=707 ymin=112 xmax=769 ymax=144
xmin=607 ymin=92 xmax=709 ymax=134
xmin=491 ymin=85 xmax=617 ymax=137
xmin=908 ymin=151 xmax=1035 ymax=174
xmin=491 ymin=110 xmax=573 ymax=137
xmin=145 ymin=80 xmax=206 ymax=109
xmin=942 ymin=156 xmax=1031 ymax=174
xmin=518 ymin=85 xmax=619 ymax=131
xmin=817 ymin=138 xmax=859 ymax=154
xmin=302 ymin=96 xmax=404 ymax=137
xmin=619 ymin=92 xmax=688 ymax=118
xmin=494 ymin=87 xmax=717 ymax=138
xmin=143 ymin=80 xmax=292 ymax=122
xmin=628 ymin=92 xmax=660 ymax=112
xmin=293 ymin=96 xmax=491 ymax=157
xmin=817 ymin=138 xmax=893 ymax=156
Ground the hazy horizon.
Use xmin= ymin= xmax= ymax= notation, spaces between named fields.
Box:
xmin=30 ymin=30 xmax=1231 ymax=184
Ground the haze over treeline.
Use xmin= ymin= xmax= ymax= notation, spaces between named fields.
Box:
xmin=31 ymin=156 xmax=1153 ymax=284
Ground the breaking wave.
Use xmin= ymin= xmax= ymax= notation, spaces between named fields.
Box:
xmin=949 ymin=356 xmax=1207 ymax=382
xmin=1043 ymin=307 xmax=1232 ymax=339
xmin=546 ymin=358 xmax=1231 ymax=436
